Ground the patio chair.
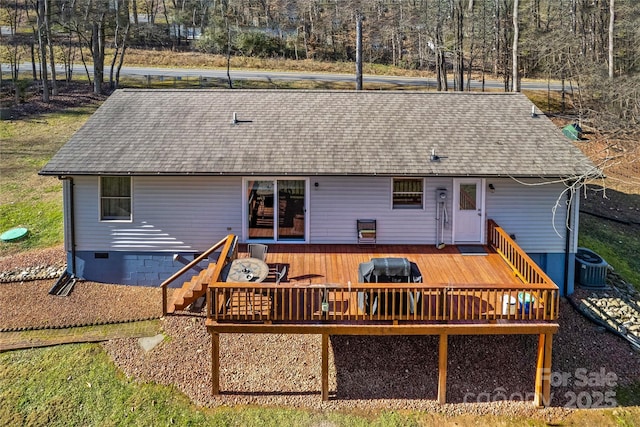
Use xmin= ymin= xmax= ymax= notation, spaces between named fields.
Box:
xmin=264 ymin=264 xmax=287 ymax=284
xmin=274 ymin=264 xmax=287 ymax=284
xmin=247 ymin=243 xmax=268 ymax=262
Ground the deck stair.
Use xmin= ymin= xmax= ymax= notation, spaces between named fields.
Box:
xmin=168 ymin=263 xmax=218 ymax=313
xmin=161 ymin=234 xmax=238 ymax=316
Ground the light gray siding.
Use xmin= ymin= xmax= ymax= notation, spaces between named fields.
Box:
xmin=485 ymin=178 xmax=568 ymax=253
xmin=309 ymin=176 xmax=453 ymax=244
xmin=71 ymin=175 xmax=569 ymax=252
xmin=73 ymin=176 xmax=242 ymax=252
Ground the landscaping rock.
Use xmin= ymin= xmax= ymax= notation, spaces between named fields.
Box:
xmin=139 ymin=334 xmax=165 ymax=352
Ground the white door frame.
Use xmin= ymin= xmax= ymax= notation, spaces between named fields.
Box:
xmin=452 ymin=178 xmax=486 ymax=244
xmin=242 ymin=177 xmax=309 ymax=243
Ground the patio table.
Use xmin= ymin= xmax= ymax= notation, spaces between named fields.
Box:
xmin=226 ymin=258 xmax=269 ymax=282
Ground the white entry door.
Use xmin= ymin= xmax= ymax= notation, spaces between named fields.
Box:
xmin=453 ymin=178 xmax=485 ymax=243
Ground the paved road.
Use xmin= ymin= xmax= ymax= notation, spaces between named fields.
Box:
xmin=3 ymin=63 xmax=564 ymax=91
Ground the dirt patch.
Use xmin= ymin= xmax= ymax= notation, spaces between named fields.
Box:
xmin=581 ymin=185 xmax=640 ymax=225
xmin=1 ymin=81 xmax=108 ymax=119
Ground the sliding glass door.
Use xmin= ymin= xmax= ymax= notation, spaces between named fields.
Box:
xmin=247 ymin=180 xmax=275 ymax=240
xmin=246 ymin=179 xmax=306 ymax=242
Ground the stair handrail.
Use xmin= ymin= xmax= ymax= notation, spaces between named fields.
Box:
xmin=487 ymin=219 xmax=556 ymax=286
xmin=160 ymin=234 xmax=234 ymax=316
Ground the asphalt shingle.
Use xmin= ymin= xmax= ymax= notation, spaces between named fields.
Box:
xmin=40 ymin=89 xmax=597 ymax=178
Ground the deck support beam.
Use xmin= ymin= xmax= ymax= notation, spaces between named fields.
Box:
xmin=206 ymin=320 xmax=557 ymax=404
xmin=534 ymin=333 xmax=553 ymax=407
xmin=438 ymin=333 xmax=448 ymax=404
xmin=211 ymin=332 xmax=220 ymax=395
xmin=321 ymin=333 xmax=329 ymax=401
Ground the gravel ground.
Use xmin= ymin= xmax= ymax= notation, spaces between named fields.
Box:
xmin=101 ymin=301 xmax=640 ymax=418
xmin=0 ymin=245 xmax=163 ymax=331
xmin=2 ymin=246 xmax=639 ymax=419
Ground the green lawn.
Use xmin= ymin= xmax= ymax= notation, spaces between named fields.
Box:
xmin=0 ymin=105 xmax=99 ymax=256
xmin=579 ymin=215 xmax=640 ymax=290
xmin=2 ymin=343 xmax=639 ymax=426
xmin=0 ymin=344 xmax=417 ymax=427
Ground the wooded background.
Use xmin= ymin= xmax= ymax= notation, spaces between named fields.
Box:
xmin=1 ymin=0 xmax=639 ymax=136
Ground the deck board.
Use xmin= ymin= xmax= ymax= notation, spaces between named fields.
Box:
xmin=243 ymin=244 xmax=523 ymax=288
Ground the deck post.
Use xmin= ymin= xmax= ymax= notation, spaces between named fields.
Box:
xmin=321 ymin=333 xmax=329 ymax=401
xmin=438 ymin=333 xmax=448 ymax=404
xmin=211 ymin=332 xmax=220 ymax=395
xmin=542 ymin=333 xmax=553 ymax=405
xmin=534 ymin=333 xmax=553 ymax=407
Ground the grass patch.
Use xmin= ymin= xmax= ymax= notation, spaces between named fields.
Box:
xmin=3 ymin=343 xmax=638 ymax=426
xmin=118 ymin=49 xmax=435 ymax=78
xmin=523 ymin=89 xmax=575 ymax=114
xmin=578 ymin=215 xmax=640 ymax=291
xmin=0 ymin=344 xmax=424 ymax=426
xmin=0 ymin=197 xmax=62 ymax=254
xmin=0 ymin=105 xmax=98 ymax=257
xmin=616 ymin=381 xmax=640 ymax=406
xmin=0 ymin=344 xmax=212 ymax=426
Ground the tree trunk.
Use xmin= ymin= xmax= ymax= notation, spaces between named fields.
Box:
xmin=92 ymin=14 xmax=106 ymax=95
xmin=609 ymin=0 xmax=614 ymax=78
xmin=512 ymin=0 xmax=519 ymax=92
xmin=452 ymin=2 xmax=464 ymax=91
xmin=36 ymin=0 xmax=49 ymax=102
xmin=115 ymin=23 xmax=131 ymax=89
xmin=132 ymin=0 xmax=139 ymax=24
xmin=226 ymin=21 xmax=232 ymax=89
xmin=355 ymin=13 xmax=362 ymax=91
xmin=44 ymin=0 xmax=58 ymax=96
xmin=31 ymin=43 xmax=37 ymax=80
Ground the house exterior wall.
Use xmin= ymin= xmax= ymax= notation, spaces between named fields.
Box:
xmin=309 ymin=176 xmax=452 ymax=244
xmin=485 ymin=178 xmax=576 ymax=294
xmin=65 ymin=175 xmax=576 ymax=292
xmin=70 ymin=176 xmax=242 ymax=285
xmin=73 ymin=176 xmax=242 ymax=251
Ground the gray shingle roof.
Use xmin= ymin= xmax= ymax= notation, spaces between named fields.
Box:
xmin=40 ymin=89 xmax=597 ymax=178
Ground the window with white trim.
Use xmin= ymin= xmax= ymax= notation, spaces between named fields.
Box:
xmin=100 ymin=176 xmax=132 ymax=220
xmin=392 ymin=178 xmax=423 ymax=209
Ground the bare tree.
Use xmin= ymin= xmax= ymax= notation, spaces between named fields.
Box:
xmin=90 ymin=1 xmax=108 ymax=94
xmin=44 ymin=0 xmax=58 ymax=96
xmin=452 ymin=0 xmax=465 ymax=91
xmin=110 ymin=0 xmax=132 ymax=89
xmin=512 ymin=0 xmax=519 ymax=92
xmin=609 ymin=0 xmax=615 ymax=78
xmin=35 ymin=0 xmax=50 ymax=102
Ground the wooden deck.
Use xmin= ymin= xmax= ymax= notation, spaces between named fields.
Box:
xmin=208 ymin=242 xmax=559 ymax=324
xmin=164 ymin=221 xmax=560 ymax=406
xmin=241 ymin=243 xmax=523 ymax=288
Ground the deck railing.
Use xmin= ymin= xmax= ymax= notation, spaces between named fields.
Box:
xmin=487 ymin=219 xmax=556 ymax=286
xmin=207 ymin=281 xmax=559 ymax=323
xmin=204 ymin=220 xmax=561 ymax=325
xmin=160 ymin=234 xmax=236 ymax=315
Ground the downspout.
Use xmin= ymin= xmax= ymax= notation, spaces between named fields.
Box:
xmin=563 ymin=184 xmax=573 ymax=296
xmin=58 ymin=176 xmax=76 ymax=276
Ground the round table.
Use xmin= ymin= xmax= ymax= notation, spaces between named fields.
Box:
xmin=226 ymin=258 xmax=269 ymax=282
